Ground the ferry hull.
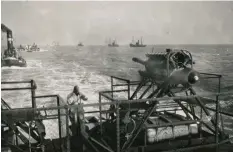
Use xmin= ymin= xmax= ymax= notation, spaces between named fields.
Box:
xmin=130 ymin=44 xmax=147 ymax=47
xmin=108 ymin=45 xmax=119 ymax=47
xmin=2 ymin=59 xmax=27 ymax=67
xmin=27 ymin=48 xmax=40 ymax=52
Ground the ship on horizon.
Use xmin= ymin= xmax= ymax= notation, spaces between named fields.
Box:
xmin=17 ymin=44 xmax=25 ymax=51
xmin=52 ymin=41 xmax=59 ymax=47
xmin=17 ymin=43 xmax=40 ymax=52
xmin=130 ymin=36 xmax=146 ymax=47
xmin=108 ymin=38 xmax=119 ymax=47
xmin=78 ymin=42 xmax=84 ymax=47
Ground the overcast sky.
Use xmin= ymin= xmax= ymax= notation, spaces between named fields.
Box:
xmin=1 ymin=1 xmax=233 ymax=45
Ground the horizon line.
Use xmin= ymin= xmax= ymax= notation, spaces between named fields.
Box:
xmin=11 ymin=43 xmax=233 ymax=46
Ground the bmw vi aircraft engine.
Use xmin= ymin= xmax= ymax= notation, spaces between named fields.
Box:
xmin=133 ymin=49 xmax=199 ymax=90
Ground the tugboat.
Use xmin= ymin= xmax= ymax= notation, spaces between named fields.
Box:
xmin=130 ymin=36 xmax=146 ymax=47
xmin=108 ymin=38 xmax=119 ymax=47
xmin=1 ymin=23 xmax=27 ymax=67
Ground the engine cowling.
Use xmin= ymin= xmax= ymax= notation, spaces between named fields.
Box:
xmin=167 ymin=68 xmax=199 ymax=86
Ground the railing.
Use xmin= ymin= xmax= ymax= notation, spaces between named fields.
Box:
xmin=2 ymin=78 xmax=232 ymax=152
xmin=1 ymin=80 xmax=63 ymax=152
xmin=33 ymin=94 xmax=62 ymax=152
xmin=1 ymin=80 xmax=37 ymax=108
xmin=199 ymin=72 xmax=222 ymax=150
xmin=100 ymin=74 xmax=232 ymax=152
xmin=111 ymin=76 xmax=131 ymax=99
xmin=1 ymin=92 xmax=233 ymax=152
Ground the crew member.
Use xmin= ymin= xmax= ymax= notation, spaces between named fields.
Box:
xmin=67 ymin=85 xmax=88 ymax=123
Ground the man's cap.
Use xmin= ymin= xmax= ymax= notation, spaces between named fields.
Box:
xmin=73 ymin=85 xmax=80 ymax=93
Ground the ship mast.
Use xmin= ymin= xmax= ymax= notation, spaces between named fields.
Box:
xmin=132 ymin=36 xmax=134 ymax=43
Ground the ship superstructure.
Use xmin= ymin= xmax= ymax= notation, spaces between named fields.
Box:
xmin=130 ymin=37 xmax=146 ymax=47
xmin=108 ymin=38 xmax=119 ymax=47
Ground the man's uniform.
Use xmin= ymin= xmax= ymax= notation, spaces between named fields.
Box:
xmin=67 ymin=92 xmax=87 ymax=123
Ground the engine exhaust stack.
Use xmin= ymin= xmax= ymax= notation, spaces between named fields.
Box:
xmin=1 ymin=23 xmax=13 ymax=50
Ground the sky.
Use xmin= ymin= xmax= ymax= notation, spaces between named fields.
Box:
xmin=1 ymin=1 xmax=233 ymax=45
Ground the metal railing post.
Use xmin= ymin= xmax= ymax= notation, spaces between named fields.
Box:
xmin=57 ymin=96 xmax=62 ymax=152
xmin=99 ymin=93 xmax=103 ymax=135
xmin=111 ymin=76 xmax=113 ymax=98
xmin=65 ymin=105 xmax=70 ymax=152
xmin=127 ymin=80 xmax=130 ymax=100
xmin=215 ymin=94 xmax=219 ymax=152
xmin=116 ymin=103 xmax=120 ymax=152
xmin=31 ymin=80 xmax=36 ymax=108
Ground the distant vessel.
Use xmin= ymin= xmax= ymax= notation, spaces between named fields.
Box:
xmin=130 ymin=37 xmax=146 ymax=47
xmin=17 ymin=44 xmax=26 ymax=52
xmin=52 ymin=41 xmax=59 ymax=47
xmin=78 ymin=42 xmax=84 ymax=47
xmin=108 ymin=38 xmax=119 ymax=47
xmin=1 ymin=23 xmax=27 ymax=67
xmin=26 ymin=43 xmax=40 ymax=52
xmin=49 ymin=41 xmax=59 ymax=51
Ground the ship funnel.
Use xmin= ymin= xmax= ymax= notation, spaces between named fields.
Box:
xmin=1 ymin=24 xmax=13 ymax=49
xmin=132 ymin=57 xmax=146 ymax=65
xmin=167 ymin=68 xmax=200 ymax=86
